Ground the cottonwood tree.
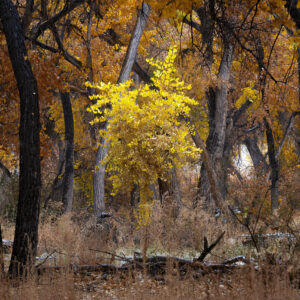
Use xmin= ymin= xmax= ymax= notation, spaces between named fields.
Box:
xmin=0 ymin=0 xmax=41 ymax=276
xmin=92 ymin=2 xmax=151 ymax=220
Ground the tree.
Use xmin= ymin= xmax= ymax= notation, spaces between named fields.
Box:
xmin=0 ymin=0 xmax=41 ymax=276
xmin=60 ymin=92 xmax=74 ymax=213
xmin=87 ymin=46 xmax=200 ymax=226
xmin=92 ymin=2 xmax=151 ymax=220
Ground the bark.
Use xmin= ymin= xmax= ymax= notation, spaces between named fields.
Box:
xmin=21 ymin=0 xmax=34 ymax=33
xmin=264 ymin=119 xmax=279 ymax=210
xmin=0 ymin=160 xmax=12 ymax=181
xmin=190 ymin=126 xmax=230 ymax=219
xmin=196 ymin=39 xmax=234 ymax=207
xmin=93 ymin=2 xmax=150 ymax=219
xmin=285 ymin=0 xmax=300 ymax=28
xmin=194 ymin=1 xmax=215 ymax=67
xmin=60 ymin=92 xmax=74 ymax=213
xmin=0 ymin=224 xmax=4 ymax=273
xmin=116 ymin=2 xmax=150 ymax=85
xmin=296 ymin=48 xmax=300 ymax=154
xmin=44 ymin=140 xmax=65 ymax=209
xmin=170 ymin=166 xmax=182 ymax=218
xmin=0 ymin=0 xmax=41 ymax=276
xmin=244 ymin=136 xmax=268 ymax=171
xmin=276 ymin=112 xmax=299 ymax=159
xmin=93 ymin=135 xmax=109 ymax=217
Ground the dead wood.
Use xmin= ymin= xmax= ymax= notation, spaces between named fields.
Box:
xmin=196 ymin=231 xmax=225 ymax=262
xmin=36 ymin=232 xmax=228 ymax=278
xmin=0 ymin=225 xmax=4 ymax=273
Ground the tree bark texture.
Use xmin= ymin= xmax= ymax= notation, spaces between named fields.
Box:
xmin=244 ymin=136 xmax=268 ymax=171
xmin=0 ymin=160 xmax=12 ymax=182
xmin=60 ymin=92 xmax=74 ymax=213
xmin=264 ymin=119 xmax=279 ymax=210
xmin=196 ymin=40 xmax=234 ymax=207
xmin=190 ymin=126 xmax=230 ymax=219
xmin=0 ymin=224 xmax=4 ymax=273
xmin=0 ymin=0 xmax=41 ymax=276
xmin=93 ymin=135 xmax=109 ymax=217
xmin=93 ymin=2 xmax=150 ymax=219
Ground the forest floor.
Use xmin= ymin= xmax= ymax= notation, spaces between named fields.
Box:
xmin=0 ymin=205 xmax=299 ymax=299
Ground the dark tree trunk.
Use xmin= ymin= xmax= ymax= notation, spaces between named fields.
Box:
xmin=296 ymin=48 xmax=300 ymax=156
xmin=158 ymin=178 xmax=170 ymax=204
xmin=0 ymin=224 xmax=4 ymax=273
xmin=244 ymin=136 xmax=268 ymax=171
xmin=264 ymin=119 xmax=279 ymax=210
xmin=0 ymin=0 xmax=41 ymax=276
xmin=60 ymin=92 xmax=74 ymax=213
xmin=0 ymin=161 xmax=12 ymax=183
xmin=21 ymin=0 xmax=34 ymax=33
xmin=93 ymin=2 xmax=150 ymax=219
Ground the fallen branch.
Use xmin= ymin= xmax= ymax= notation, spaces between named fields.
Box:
xmin=196 ymin=231 xmax=225 ymax=262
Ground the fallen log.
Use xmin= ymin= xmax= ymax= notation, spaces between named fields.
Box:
xmin=36 ymin=231 xmax=228 ymax=277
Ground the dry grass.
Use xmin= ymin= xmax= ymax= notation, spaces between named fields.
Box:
xmin=1 ymin=202 xmax=299 ymax=300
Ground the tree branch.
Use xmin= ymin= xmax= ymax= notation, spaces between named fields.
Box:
xmin=276 ymin=111 xmax=300 ymax=159
xmin=30 ymin=0 xmax=86 ymax=40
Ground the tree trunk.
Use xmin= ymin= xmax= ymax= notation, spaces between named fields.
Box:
xmin=170 ymin=166 xmax=182 ymax=218
xmin=0 ymin=161 xmax=12 ymax=184
xmin=60 ymin=92 xmax=74 ymax=213
xmin=0 ymin=0 xmax=41 ymax=276
xmin=264 ymin=119 xmax=279 ymax=210
xmin=93 ymin=135 xmax=109 ymax=218
xmin=158 ymin=166 xmax=181 ymax=218
xmin=190 ymin=126 xmax=230 ymax=219
xmin=0 ymin=224 xmax=4 ymax=273
xmin=196 ymin=39 xmax=234 ymax=208
xmin=244 ymin=136 xmax=268 ymax=171
xmin=93 ymin=2 xmax=150 ymax=219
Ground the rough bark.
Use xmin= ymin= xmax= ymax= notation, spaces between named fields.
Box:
xmin=0 ymin=0 xmax=41 ymax=276
xmin=116 ymin=2 xmax=150 ymax=85
xmin=21 ymin=0 xmax=34 ymax=33
xmin=285 ymin=0 xmax=300 ymax=28
xmin=296 ymin=48 xmax=300 ymax=154
xmin=190 ymin=126 xmax=230 ymax=219
xmin=93 ymin=2 xmax=150 ymax=219
xmin=196 ymin=39 xmax=234 ymax=208
xmin=0 ymin=224 xmax=4 ymax=273
xmin=264 ymin=119 xmax=279 ymax=210
xmin=170 ymin=166 xmax=182 ymax=218
xmin=244 ymin=136 xmax=268 ymax=171
xmin=60 ymin=92 xmax=74 ymax=213
xmin=93 ymin=135 xmax=109 ymax=218
xmin=0 ymin=160 xmax=12 ymax=182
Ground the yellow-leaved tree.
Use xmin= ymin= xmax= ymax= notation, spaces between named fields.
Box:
xmin=87 ymin=47 xmax=200 ymax=226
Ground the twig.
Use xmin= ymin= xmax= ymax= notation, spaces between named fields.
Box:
xmin=88 ymin=248 xmax=143 ymax=267
xmin=35 ymin=250 xmax=57 ymax=269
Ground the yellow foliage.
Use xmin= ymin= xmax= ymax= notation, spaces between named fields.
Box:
xmin=235 ymin=81 xmax=259 ymax=109
xmin=87 ymin=46 xmax=201 ymax=226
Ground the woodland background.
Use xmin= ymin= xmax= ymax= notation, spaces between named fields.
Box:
xmin=0 ymin=0 xmax=299 ymax=298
